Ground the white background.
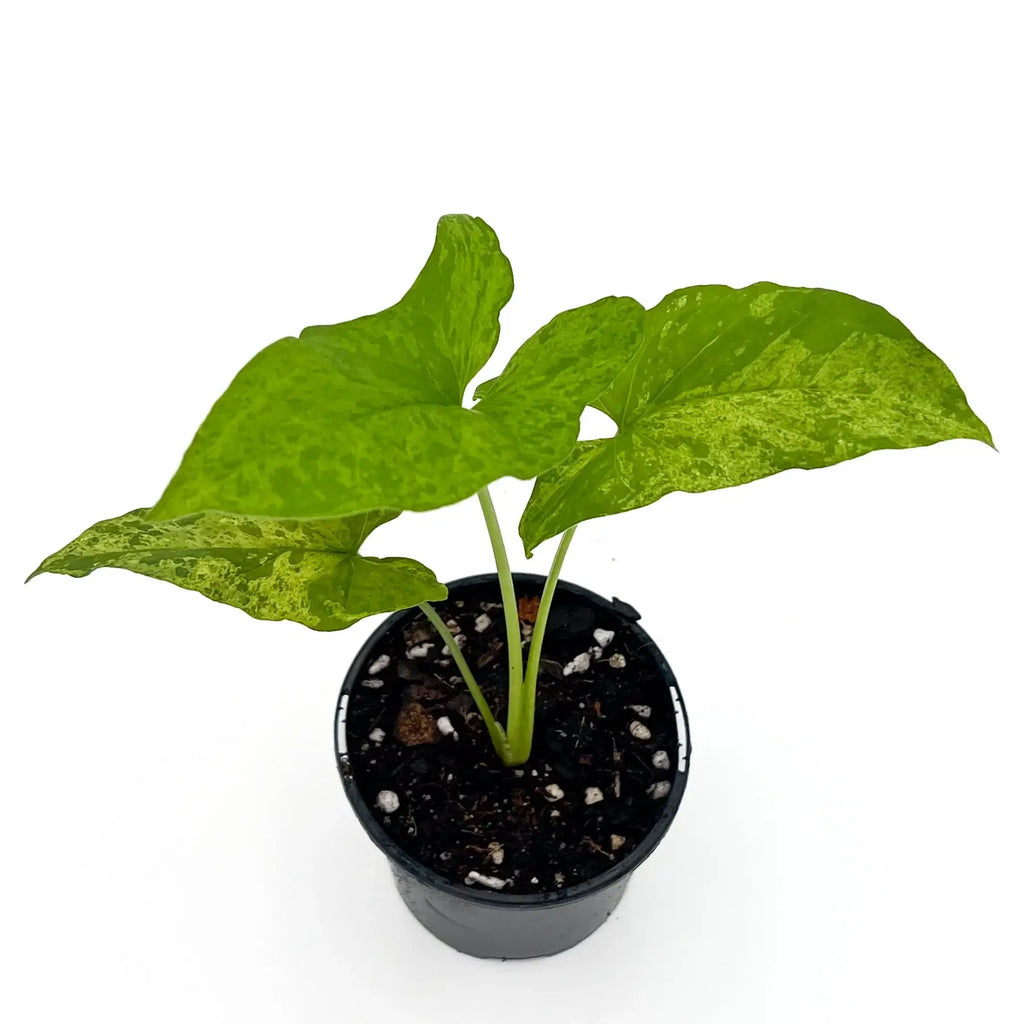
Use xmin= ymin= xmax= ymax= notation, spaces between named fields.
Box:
xmin=2 ymin=3 xmax=1021 ymax=1022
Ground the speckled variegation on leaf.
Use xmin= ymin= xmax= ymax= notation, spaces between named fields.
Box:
xmin=150 ymin=215 xmax=644 ymax=523
xmin=519 ymin=283 xmax=993 ymax=555
xmin=28 ymin=508 xmax=445 ymax=631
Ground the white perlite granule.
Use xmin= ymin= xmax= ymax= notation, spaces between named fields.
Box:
xmin=629 ymin=704 xmax=652 ymax=719
xmin=629 ymin=720 xmax=652 ymax=741
xmin=584 ymin=787 xmax=604 ymax=805
xmin=464 ymin=871 xmax=508 ymax=891
xmin=648 ymin=781 xmax=671 ymax=800
xmin=474 ymin=613 xmax=492 ymax=632
xmin=375 ymin=790 xmax=400 ymax=813
xmin=368 ymin=727 xmax=385 ymax=744
xmin=562 ymin=652 xmax=591 ymax=676
xmin=544 ymin=783 xmax=565 ymax=801
xmin=593 ymin=628 xmax=615 ymax=648
xmin=652 ymin=749 xmax=670 ymax=770
xmin=367 ymin=654 xmax=390 ymax=675
xmin=608 ymin=653 xmax=627 ymax=669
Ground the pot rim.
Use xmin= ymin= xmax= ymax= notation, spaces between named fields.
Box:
xmin=335 ymin=572 xmax=691 ymax=908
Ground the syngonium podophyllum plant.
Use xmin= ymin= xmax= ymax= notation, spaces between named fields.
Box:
xmin=30 ymin=215 xmax=992 ymax=766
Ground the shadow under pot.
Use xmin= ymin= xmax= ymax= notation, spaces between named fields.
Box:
xmin=335 ymin=572 xmax=690 ymax=959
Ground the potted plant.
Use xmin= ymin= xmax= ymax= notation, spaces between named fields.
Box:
xmin=29 ymin=215 xmax=992 ymax=959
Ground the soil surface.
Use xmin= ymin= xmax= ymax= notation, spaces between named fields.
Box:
xmin=342 ymin=580 xmax=682 ymax=896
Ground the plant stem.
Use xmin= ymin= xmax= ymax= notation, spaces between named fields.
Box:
xmin=476 ymin=486 xmax=524 ymax=735
xmin=417 ymin=602 xmax=510 ymax=761
xmin=509 ymin=525 xmax=577 ymax=764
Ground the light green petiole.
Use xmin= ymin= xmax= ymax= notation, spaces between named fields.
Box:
xmin=476 ymin=486 xmax=524 ymax=729
xmin=420 ymin=492 xmax=577 ymax=767
xmin=508 ymin=525 xmax=577 ymax=764
xmin=417 ymin=601 xmax=511 ymax=761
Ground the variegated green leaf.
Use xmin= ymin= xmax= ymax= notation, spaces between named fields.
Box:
xmin=149 ymin=215 xmax=642 ymax=522
xmin=469 ymin=295 xmax=644 ymax=475
xmin=28 ymin=508 xmax=445 ymax=631
xmin=521 ymin=283 xmax=993 ymax=555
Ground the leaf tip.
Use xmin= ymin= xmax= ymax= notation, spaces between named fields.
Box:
xmin=519 ymin=529 xmax=537 ymax=561
xmin=965 ymin=411 xmax=996 ymax=451
xmin=472 ymin=376 xmax=497 ymax=402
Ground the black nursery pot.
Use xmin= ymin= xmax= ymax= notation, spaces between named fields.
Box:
xmin=334 ymin=573 xmax=691 ymax=959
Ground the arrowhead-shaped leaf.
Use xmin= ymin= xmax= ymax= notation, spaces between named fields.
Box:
xmin=149 ymin=215 xmax=643 ymax=522
xmin=521 ymin=283 xmax=993 ymax=555
xmin=28 ymin=508 xmax=445 ymax=631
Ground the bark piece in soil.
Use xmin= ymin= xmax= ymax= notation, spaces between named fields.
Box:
xmin=395 ymin=702 xmax=438 ymax=746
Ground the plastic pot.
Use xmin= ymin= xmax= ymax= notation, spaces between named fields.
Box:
xmin=335 ymin=572 xmax=691 ymax=959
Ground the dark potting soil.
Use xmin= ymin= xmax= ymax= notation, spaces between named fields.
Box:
xmin=343 ymin=580 xmax=681 ymax=896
